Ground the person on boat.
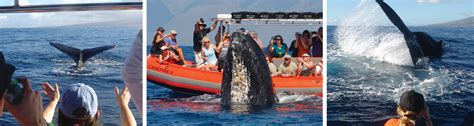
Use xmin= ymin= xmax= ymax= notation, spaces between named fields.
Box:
xmin=163 ymin=29 xmax=188 ymax=65
xmin=315 ymin=60 xmax=323 ymax=76
xmin=150 ymin=27 xmax=168 ymax=56
xmin=159 ymin=46 xmax=184 ymax=65
xmin=249 ymin=30 xmax=264 ymax=49
xmin=295 ymin=30 xmax=312 ymax=57
xmin=216 ymin=33 xmax=231 ymax=72
xmin=197 ymin=37 xmax=218 ymax=71
xmin=312 ymin=27 xmax=323 ymax=57
xmin=194 ymin=18 xmax=218 ymax=65
xmin=0 ymin=53 xmax=48 ymax=125
xmin=214 ymin=25 xmax=226 ymax=46
xmin=278 ymin=55 xmax=297 ymax=77
xmin=269 ymin=35 xmax=288 ymax=58
xmin=385 ymin=90 xmax=433 ymax=126
xmin=265 ymin=55 xmax=278 ymax=77
xmin=289 ymin=32 xmax=301 ymax=57
xmin=296 ymin=54 xmax=315 ymax=77
xmin=41 ymin=83 xmax=136 ymax=126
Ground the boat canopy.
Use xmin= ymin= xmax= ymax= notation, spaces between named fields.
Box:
xmin=213 ymin=11 xmax=322 ymax=26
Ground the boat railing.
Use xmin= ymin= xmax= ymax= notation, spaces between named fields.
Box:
xmin=0 ymin=0 xmax=141 ymax=13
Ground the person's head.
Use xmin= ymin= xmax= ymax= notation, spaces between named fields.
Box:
xmin=274 ymin=35 xmax=283 ymax=45
xmin=156 ymin=27 xmax=165 ymax=34
xmin=318 ymin=27 xmax=323 ymax=36
xmin=302 ymin=54 xmax=311 ymax=61
xmin=302 ymin=30 xmax=311 ymax=39
xmin=223 ymin=33 xmax=231 ymax=42
xmin=283 ymin=55 xmax=292 ymax=65
xmin=161 ymin=46 xmax=169 ymax=55
xmin=196 ymin=18 xmax=206 ymax=30
xmin=202 ymin=36 xmax=211 ymax=47
xmin=58 ymin=83 xmax=101 ymax=126
xmin=397 ymin=90 xmax=426 ymax=125
xmin=169 ymin=30 xmax=178 ymax=39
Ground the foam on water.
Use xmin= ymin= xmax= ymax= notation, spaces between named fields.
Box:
xmin=335 ymin=1 xmax=413 ymax=66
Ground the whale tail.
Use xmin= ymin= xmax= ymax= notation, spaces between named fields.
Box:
xmin=49 ymin=42 xmax=116 ymax=67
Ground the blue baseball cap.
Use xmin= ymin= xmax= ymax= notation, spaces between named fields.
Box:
xmin=60 ymin=83 xmax=98 ymax=119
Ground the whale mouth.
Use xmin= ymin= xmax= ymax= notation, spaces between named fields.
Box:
xmin=221 ymin=31 xmax=275 ymax=106
xmin=229 ymin=50 xmax=251 ymax=103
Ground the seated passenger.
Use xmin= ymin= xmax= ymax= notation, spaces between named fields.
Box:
xmin=159 ymin=46 xmax=184 ymax=65
xmin=296 ymin=30 xmax=312 ymax=57
xmin=265 ymin=55 xmax=278 ymax=77
xmin=278 ymin=55 xmax=297 ymax=77
xmin=296 ymin=54 xmax=316 ymax=76
xmin=163 ymin=29 xmax=188 ymax=65
xmin=216 ymin=34 xmax=231 ymax=72
xmin=315 ymin=60 xmax=323 ymax=76
xmin=269 ymin=35 xmax=288 ymax=58
xmin=150 ymin=27 xmax=168 ymax=56
xmin=197 ymin=37 xmax=218 ymax=71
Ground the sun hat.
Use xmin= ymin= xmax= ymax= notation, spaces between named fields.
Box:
xmin=399 ymin=90 xmax=425 ymax=113
xmin=170 ymin=30 xmax=177 ymax=35
xmin=302 ymin=54 xmax=310 ymax=57
xmin=160 ymin=46 xmax=169 ymax=50
xmin=156 ymin=27 xmax=165 ymax=32
xmin=283 ymin=55 xmax=292 ymax=59
xmin=60 ymin=83 xmax=98 ymax=119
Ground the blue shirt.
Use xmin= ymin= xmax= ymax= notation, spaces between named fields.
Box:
xmin=164 ymin=38 xmax=178 ymax=46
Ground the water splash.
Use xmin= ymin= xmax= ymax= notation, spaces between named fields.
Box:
xmin=335 ymin=1 xmax=413 ymax=66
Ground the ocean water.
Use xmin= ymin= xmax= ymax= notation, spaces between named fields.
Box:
xmin=0 ymin=26 xmax=142 ymax=125
xmin=147 ymin=46 xmax=323 ymax=125
xmin=327 ymin=24 xmax=474 ymax=125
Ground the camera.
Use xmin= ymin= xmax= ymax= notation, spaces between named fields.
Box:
xmin=0 ymin=52 xmax=23 ymax=104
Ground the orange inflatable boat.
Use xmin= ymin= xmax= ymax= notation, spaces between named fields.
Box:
xmin=147 ymin=56 xmax=323 ymax=96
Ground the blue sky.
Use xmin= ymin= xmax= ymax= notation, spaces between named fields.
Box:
xmin=0 ymin=0 xmax=141 ymax=28
xmin=328 ymin=0 xmax=473 ymax=26
xmin=147 ymin=0 xmax=323 ymax=46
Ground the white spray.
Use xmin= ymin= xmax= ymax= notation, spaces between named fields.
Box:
xmin=335 ymin=1 xmax=414 ymax=66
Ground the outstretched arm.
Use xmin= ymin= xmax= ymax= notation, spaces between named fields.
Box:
xmin=375 ymin=0 xmax=412 ymax=34
xmin=115 ymin=86 xmax=137 ymax=126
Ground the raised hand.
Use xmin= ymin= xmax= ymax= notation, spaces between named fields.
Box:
xmin=42 ymin=82 xmax=59 ymax=102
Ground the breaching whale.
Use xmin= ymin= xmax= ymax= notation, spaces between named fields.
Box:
xmin=376 ymin=0 xmax=442 ymax=66
xmin=49 ymin=42 xmax=116 ymax=67
xmin=221 ymin=32 xmax=276 ymax=106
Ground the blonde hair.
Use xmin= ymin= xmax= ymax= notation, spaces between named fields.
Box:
xmin=397 ymin=106 xmax=417 ymax=125
xmin=202 ymin=36 xmax=210 ymax=44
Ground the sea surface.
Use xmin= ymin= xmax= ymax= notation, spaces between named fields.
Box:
xmin=147 ymin=46 xmax=323 ymax=125
xmin=0 ymin=26 xmax=142 ymax=125
xmin=327 ymin=9 xmax=474 ymax=126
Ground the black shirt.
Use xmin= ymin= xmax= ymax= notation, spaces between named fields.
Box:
xmin=193 ymin=27 xmax=211 ymax=52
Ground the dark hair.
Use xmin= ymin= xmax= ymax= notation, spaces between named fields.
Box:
xmin=303 ymin=30 xmax=310 ymax=38
xmin=58 ymin=109 xmax=102 ymax=126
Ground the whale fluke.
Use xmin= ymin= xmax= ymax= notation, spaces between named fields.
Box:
xmin=376 ymin=0 xmax=442 ymax=66
xmin=49 ymin=42 xmax=116 ymax=67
